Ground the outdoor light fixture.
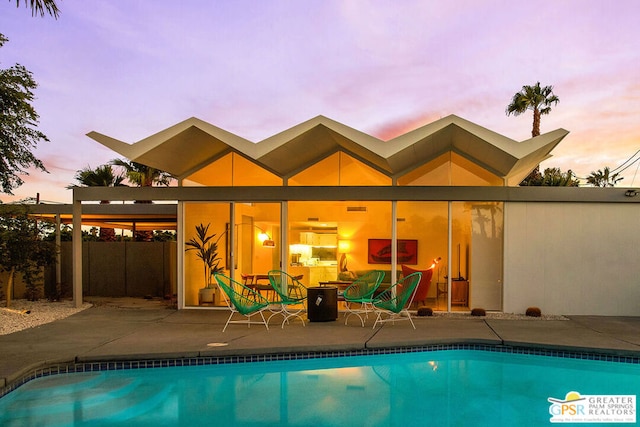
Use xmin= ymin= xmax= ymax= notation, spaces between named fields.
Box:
xmin=624 ymin=189 xmax=638 ymax=197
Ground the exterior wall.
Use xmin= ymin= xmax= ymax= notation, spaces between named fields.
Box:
xmin=62 ymin=242 xmax=176 ymax=298
xmin=86 ymin=242 xmax=126 ymax=296
xmin=503 ymin=202 xmax=640 ymax=316
xmin=4 ymin=242 xmax=176 ymax=300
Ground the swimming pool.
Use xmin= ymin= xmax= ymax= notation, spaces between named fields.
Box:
xmin=1 ymin=347 xmax=638 ymax=426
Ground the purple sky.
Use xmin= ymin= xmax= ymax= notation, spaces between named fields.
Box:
xmin=1 ymin=0 xmax=639 ymax=203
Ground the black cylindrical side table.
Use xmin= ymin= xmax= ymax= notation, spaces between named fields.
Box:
xmin=307 ymin=286 xmax=338 ymax=322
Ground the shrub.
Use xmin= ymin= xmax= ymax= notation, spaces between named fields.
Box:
xmin=471 ymin=308 xmax=486 ymax=316
xmin=526 ymin=307 xmax=542 ymax=317
xmin=417 ymin=307 xmax=433 ymax=317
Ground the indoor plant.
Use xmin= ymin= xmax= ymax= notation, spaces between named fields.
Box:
xmin=185 ymin=223 xmax=223 ymax=304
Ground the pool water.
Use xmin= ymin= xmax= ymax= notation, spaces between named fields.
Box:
xmin=1 ymin=349 xmax=638 ymax=426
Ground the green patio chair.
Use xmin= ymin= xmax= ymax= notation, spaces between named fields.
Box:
xmin=343 ymin=270 xmax=385 ymax=327
xmin=213 ymin=273 xmax=270 ymax=332
xmin=267 ymin=270 xmax=308 ymax=328
xmin=371 ymin=271 xmax=422 ymax=329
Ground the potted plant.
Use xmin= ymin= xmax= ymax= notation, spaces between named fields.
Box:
xmin=185 ymin=223 xmax=223 ymax=304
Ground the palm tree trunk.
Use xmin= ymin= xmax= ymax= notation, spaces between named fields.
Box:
xmin=523 ymin=108 xmax=543 ymax=184
xmin=532 ymin=108 xmax=541 ymax=137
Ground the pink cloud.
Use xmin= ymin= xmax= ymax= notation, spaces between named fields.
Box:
xmin=371 ymin=112 xmax=448 ymax=141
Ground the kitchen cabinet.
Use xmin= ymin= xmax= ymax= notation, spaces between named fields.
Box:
xmin=298 ymin=232 xmax=337 ymax=247
xmin=299 ymin=232 xmax=318 ymax=245
xmin=317 ymin=234 xmax=337 ymax=247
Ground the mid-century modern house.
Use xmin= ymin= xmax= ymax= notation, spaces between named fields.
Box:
xmin=72 ymin=114 xmax=639 ymax=316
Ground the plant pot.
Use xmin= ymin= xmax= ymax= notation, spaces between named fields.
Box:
xmin=199 ymin=287 xmax=216 ymax=304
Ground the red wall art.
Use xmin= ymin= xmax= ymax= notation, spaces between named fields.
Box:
xmin=367 ymin=239 xmax=418 ymax=264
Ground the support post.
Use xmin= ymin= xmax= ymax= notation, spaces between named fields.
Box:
xmin=72 ymin=197 xmax=83 ymax=308
xmin=55 ymin=214 xmax=62 ymax=298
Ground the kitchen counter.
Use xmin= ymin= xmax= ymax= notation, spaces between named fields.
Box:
xmin=289 ymin=265 xmax=338 ymax=287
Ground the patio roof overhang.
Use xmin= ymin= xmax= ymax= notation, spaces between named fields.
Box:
xmin=1 ymin=203 xmax=177 ymax=231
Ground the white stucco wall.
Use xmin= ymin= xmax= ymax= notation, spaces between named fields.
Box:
xmin=503 ymin=202 xmax=640 ymax=316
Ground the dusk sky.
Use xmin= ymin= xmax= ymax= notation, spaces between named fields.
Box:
xmin=1 ymin=0 xmax=639 ymax=203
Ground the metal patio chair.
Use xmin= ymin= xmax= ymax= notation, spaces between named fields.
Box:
xmin=213 ymin=273 xmax=270 ymax=332
xmin=343 ymin=270 xmax=385 ymax=326
xmin=267 ymin=270 xmax=308 ymax=328
xmin=371 ymin=271 xmax=422 ymax=329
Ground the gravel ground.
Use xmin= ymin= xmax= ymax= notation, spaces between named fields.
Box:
xmin=1 ymin=298 xmax=567 ymax=336
xmin=432 ymin=311 xmax=568 ymax=320
xmin=0 ymin=299 xmax=92 ymax=336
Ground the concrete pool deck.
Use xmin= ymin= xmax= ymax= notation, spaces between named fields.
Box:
xmin=1 ymin=299 xmax=640 ymax=391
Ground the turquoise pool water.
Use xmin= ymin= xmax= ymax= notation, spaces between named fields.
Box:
xmin=1 ymin=349 xmax=638 ymax=426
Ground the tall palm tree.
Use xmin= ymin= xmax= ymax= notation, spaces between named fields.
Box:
xmin=68 ymin=165 xmax=126 ymax=241
xmin=13 ymin=0 xmax=60 ymax=18
xmin=111 ymin=159 xmax=173 ymax=241
xmin=586 ymin=166 xmax=623 ymax=187
xmin=506 ymin=82 xmax=559 ymax=137
xmin=111 ymin=159 xmax=173 ymax=189
xmin=506 ymin=82 xmax=560 ymax=185
xmin=69 ymin=165 xmax=125 ymax=190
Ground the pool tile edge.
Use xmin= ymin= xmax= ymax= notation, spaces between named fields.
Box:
xmin=2 ymin=342 xmax=639 ymax=400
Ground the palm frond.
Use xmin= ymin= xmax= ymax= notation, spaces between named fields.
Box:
xmin=15 ymin=0 xmax=60 ymax=18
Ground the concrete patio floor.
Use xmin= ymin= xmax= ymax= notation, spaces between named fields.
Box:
xmin=1 ymin=299 xmax=639 ymax=393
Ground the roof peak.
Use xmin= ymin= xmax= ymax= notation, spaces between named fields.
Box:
xmin=88 ymin=114 xmax=569 ymax=185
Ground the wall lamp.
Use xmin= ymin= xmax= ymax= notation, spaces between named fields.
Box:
xmin=624 ymin=189 xmax=638 ymax=197
xmin=338 ymin=239 xmax=351 ymax=272
xmin=248 ymin=224 xmax=275 ymax=248
xmin=222 ymin=223 xmax=276 ymax=248
xmin=258 ymin=230 xmax=276 ymax=248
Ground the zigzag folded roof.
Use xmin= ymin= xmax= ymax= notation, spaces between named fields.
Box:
xmin=87 ymin=114 xmax=569 ymax=185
